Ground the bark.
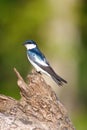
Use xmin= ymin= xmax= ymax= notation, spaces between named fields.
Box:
xmin=0 ymin=68 xmax=75 ymax=130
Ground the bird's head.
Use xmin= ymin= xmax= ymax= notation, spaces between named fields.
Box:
xmin=23 ymin=40 xmax=37 ymax=50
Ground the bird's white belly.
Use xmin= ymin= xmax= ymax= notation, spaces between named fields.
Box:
xmin=27 ymin=56 xmax=50 ymax=77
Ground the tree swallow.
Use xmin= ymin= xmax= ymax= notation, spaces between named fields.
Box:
xmin=23 ymin=40 xmax=67 ymax=86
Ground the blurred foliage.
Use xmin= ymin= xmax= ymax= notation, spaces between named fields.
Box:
xmin=78 ymin=0 xmax=87 ymax=107
xmin=73 ymin=111 xmax=87 ymax=130
xmin=0 ymin=0 xmax=49 ymax=98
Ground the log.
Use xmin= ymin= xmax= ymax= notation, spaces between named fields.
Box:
xmin=0 ymin=68 xmax=75 ymax=130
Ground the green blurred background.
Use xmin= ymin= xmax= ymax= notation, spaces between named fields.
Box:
xmin=0 ymin=0 xmax=87 ymax=129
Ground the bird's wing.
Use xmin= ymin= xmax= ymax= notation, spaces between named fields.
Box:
xmin=27 ymin=48 xmax=49 ymax=66
xmin=36 ymin=64 xmax=67 ymax=86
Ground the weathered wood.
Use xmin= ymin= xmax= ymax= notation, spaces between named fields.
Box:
xmin=0 ymin=68 xmax=75 ymax=130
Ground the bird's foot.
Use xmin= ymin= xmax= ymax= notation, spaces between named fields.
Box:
xmin=37 ymin=71 xmax=42 ymax=75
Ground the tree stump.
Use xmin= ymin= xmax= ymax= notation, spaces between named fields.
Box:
xmin=0 ymin=68 xmax=75 ymax=130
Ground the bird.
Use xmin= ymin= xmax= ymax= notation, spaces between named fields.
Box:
xmin=23 ymin=40 xmax=67 ymax=86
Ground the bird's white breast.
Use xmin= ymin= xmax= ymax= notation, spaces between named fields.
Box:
xmin=27 ymin=55 xmax=50 ymax=77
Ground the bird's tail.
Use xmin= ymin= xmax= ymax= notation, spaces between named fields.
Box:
xmin=51 ymin=74 xmax=67 ymax=86
xmin=48 ymin=66 xmax=67 ymax=86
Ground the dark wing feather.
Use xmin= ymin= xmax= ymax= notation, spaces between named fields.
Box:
xmin=37 ymin=64 xmax=67 ymax=86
